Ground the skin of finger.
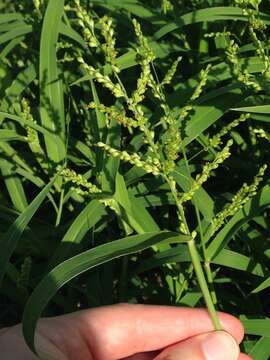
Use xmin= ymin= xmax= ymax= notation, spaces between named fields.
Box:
xmin=0 ymin=327 xmax=9 ymax=336
xmin=123 ymin=353 xmax=252 ymax=360
xmin=239 ymin=354 xmax=253 ymax=360
xmin=0 ymin=304 xmax=245 ymax=360
xmin=152 ymin=332 xmax=253 ymax=360
xmin=123 ymin=352 xmax=159 ymax=360
xmin=0 ymin=324 xmax=38 ymax=360
xmin=0 ymin=323 xmax=91 ymax=360
xmin=78 ymin=304 xmax=244 ymax=359
xmin=0 ymin=329 xmax=250 ymax=360
xmin=153 ymin=331 xmax=240 ymax=360
xmin=37 ymin=304 xmax=244 ymax=360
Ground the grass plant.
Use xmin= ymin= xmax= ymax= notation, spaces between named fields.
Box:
xmin=1 ymin=0 xmax=270 ymax=358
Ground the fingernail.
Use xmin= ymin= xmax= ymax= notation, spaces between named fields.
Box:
xmin=35 ymin=331 xmax=67 ymax=360
xmin=202 ymin=331 xmax=239 ymax=360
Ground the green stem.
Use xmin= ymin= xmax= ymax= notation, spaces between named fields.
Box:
xmin=188 ymin=238 xmax=222 ymax=330
xmin=166 ymin=175 xmax=221 ymax=330
xmin=205 ymin=261 xmax=217 ymax=305
xmin=181 ymin=141 xmax=219 ymax=310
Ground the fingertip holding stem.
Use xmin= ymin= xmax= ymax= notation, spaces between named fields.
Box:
xmin=155 ymin=330 xmax=239 ymax=360
xmin=202 ymin=331 xmax=239 ymax=360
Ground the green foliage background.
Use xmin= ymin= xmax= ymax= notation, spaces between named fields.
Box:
xmin=1 ymin=0 xmax=270 ymax=357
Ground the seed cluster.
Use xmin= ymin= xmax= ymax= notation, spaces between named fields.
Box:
xmin=97 ymin=142 xmax=161 ymax=175
xmin=78 ymin=57 xmax=125 ymax=98
xmin=22 ymin=98 xmax=46 ymax=168
xmin=226 ymin=40 xmax=262 ymax=91
xmin=210 ymin=164 xmax=267 ymax=236
xmin=74 ymin=0 xmax=98 ymax=48
xmin=162 ymin=0 xmax=173 ymax=14
xmin=209 ymin=114 xmax=250 ymax=148
xmin=180 ymin=140 xmax=233 ymax=204
xmin=17 ymin=256 xmax=32 ymax=290
xmin=58 ymin=167 xmax=101 ymax=195
xmin=253 ymin=128 xmax=270 ymax=142
xmin=100 ymin=15 xmax=119 ymax=70
xmin=226 ymin=0 xmax=270 ymax=89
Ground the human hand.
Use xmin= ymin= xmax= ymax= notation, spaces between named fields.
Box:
xmin=0 ymin=304 xmax=251 ymax=360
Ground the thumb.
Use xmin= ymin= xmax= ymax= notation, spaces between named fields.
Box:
xmin=154 ymin=331 xmax=240 ymax=360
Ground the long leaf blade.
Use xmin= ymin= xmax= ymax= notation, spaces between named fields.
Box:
xmin=39 ymin=0 xmax=66 ymax=164
xmin=22 ymin=231 xmax=189 ymax=352
xmin=0 ymin=176 xmax=57 ymax=284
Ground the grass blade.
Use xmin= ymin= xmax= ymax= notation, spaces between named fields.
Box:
xmin=232 ymin=105 xmax=270 ymax=113
xmin=242 ymin=319 xmax=270 ymax=337
xmin=0 ymin=176 xmax=57 ymax=284
xmin=249 ymin=337 xmax=270 ymax=360
xmin=252 ymin=276 xmax=270 ymax=294
xmin=39 ymin=0 xmax=66 ymax=164
xmin=0 ymin=130 xmax=25 ymax=141
xmin=22 ymin=230 xmax=189 ymax=352
xmin=0 ymin=158 xmax=28 ymax=212
xmin=0 ymin=24 xmax=31 ymax=45
xmin=48 ymin=200 xmax=107 ymax=268
xmin=154 ymin=7 xmax=270 ymax=39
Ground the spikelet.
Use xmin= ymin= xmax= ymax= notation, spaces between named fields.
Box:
xmin=237 ymin=0 xmax=269 ymax=75
xmin=133 ymin=19 xmax=155 ymax=63
xmin=210 ymin=164 xmax=267 ymax=236
xmin=88 ymin=102 xmax=138 ymax=131
xmin=161 ymin=57 xmax=182 ymax=86
xmin=22 ymin=98 xmax=46 ymax=169
xmin=252 ymin=128 xmax=270 ymax=142
xmin=97 ymin=142 xmax=161 ymax=175
xmin=247 ymin=18 xmax=270 ymax=76
xmin=179 ymin=64 xmax=212 ymax=121
xmin=204 ymin=31 xmax=232 ymax=38
xmin=163 ymin=119 xmax=181 ymax=174
xmin=180 ymin=140 xmax=233 ymax=204
xmin=191 ymin=64 xmax=212 ymax=101
xmin=17 ymin=256 xmax=32 ymax=289
xmin=129 ymin=19 xmax=155 ymax=109
xmin=33 ymin=0 xmax=42 ymax=16
xmin=22 ymin=99 xmax=39 ymax=150
xmin=78 ymin=57 xmax=124 ymax=98
xmin=226 ymin=40 xmax=261 ymax=90
xmin=235 ymin=0 xmax=262 ymax=11
xmin=131 ymin=62 xmax=151 ymax=105
xmin=58 ymin=167 xmax=101 ymax=194
xmin=74 ymin=0 xmax=98 ymax=48
xmin=209 ymin=114 xmax=250 ymax=148
xmin=100 ymin=15 xmax=119 ymax=71
xmin=162 ymin=0 xmax=173 ymax=14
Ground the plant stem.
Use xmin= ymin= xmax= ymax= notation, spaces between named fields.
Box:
xmin=188 ymin=238 xmax=222 ymax=330
xmin=166 ymin=175 xmax=221 ymax=330
xmin=205 ymin=261 xmax=217 ymax=305
xmin=181 ymin=141 xmax=219 ymax=311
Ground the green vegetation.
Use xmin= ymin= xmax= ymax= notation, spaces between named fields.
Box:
xmin=1 ymin=0 xmax=270 ymax=357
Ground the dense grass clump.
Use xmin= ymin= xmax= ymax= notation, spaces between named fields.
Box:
xmin=1 ymin=0 xmax=270 ymax=357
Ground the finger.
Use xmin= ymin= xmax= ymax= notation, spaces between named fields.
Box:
xmin=34 ymin=304 xmax=244 ymax=359
xmin=0 ymin=324 xmax=38 ymax=360
xmin=153 ymin=331 xmax=240 ymax=360
xmin=239 ymin=354 xmax=253 ymax=360
xmin=123 ymin=352 xmax=158 ymax=360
